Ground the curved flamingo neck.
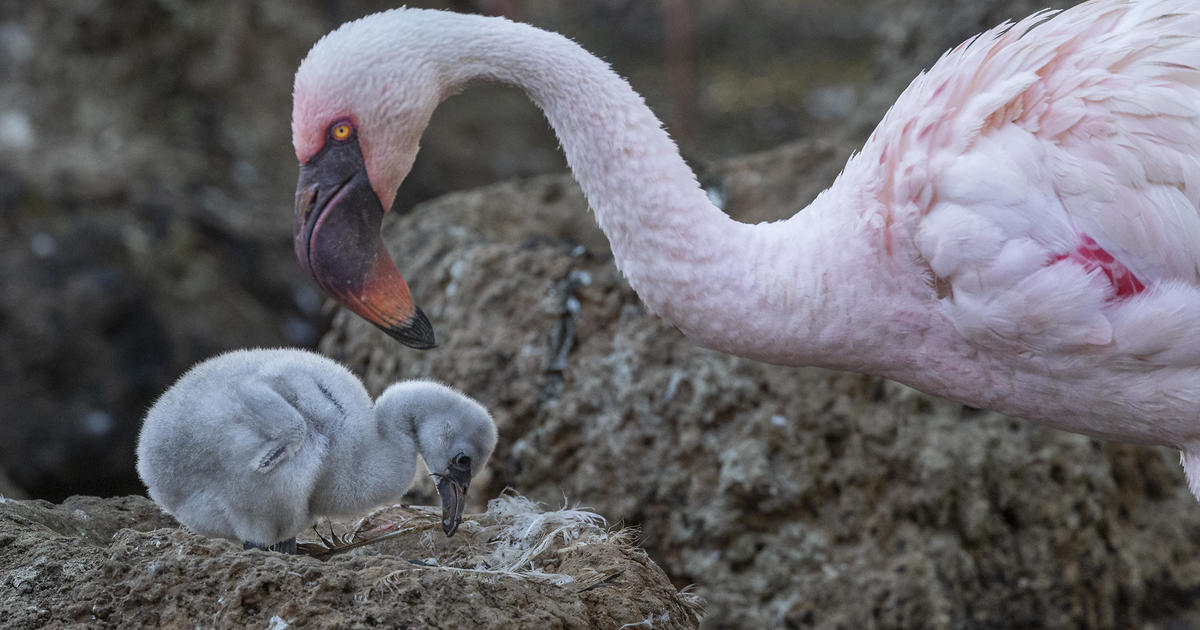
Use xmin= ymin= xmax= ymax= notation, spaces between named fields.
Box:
xmin=410 ymin=11 xmax=905 ymax=368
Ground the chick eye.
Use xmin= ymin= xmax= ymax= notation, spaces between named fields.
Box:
xmin=330 ymin=121 xmax=354 ymax=141
xmin=453 ymin=453 xmax=471 ymax=468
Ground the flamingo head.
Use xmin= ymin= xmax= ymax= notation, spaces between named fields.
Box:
xmin=291 ymin=11 xmax=441 ymax=349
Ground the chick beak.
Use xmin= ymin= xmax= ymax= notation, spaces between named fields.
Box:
xmin=435 ymin=456 xmax=473 ymax=537
xmin=293 ymin=135 xmax=435 ymax=349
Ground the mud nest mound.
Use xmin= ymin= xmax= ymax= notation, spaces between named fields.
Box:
xmin=0 ymin=493 xmax=701 ymax=629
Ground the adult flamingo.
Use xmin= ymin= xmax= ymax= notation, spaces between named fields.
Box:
xmin=290 ymin=1 xmax=1200 ymax=496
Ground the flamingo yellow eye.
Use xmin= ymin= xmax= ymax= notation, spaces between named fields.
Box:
xmin=331 ymin=122 xmax=353 ymax=141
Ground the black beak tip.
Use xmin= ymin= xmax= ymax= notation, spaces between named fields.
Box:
xmin=384 ymin=306 xmax=437 ymax=350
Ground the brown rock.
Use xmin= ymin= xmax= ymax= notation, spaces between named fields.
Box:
xmin=319 ymin=140 xmax=1200 ymax=629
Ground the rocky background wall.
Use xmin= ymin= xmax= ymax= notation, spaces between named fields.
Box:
xmin=6 ymin=0 xmax=1200 ymax=628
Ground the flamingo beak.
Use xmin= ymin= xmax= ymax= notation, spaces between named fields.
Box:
xmin=434 ymin=454 xmax=472 ymax=537
xmin=294 ymin=137 xmax=435 ymax=349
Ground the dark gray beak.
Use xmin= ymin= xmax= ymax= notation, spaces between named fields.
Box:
xmin=434 ymin=453 xmax=473 ymax=536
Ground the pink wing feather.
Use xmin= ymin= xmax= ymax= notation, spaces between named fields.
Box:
xmin=851 ymin=0 xmax=1200 ymax=355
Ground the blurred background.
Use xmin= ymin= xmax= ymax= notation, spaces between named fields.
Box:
xmin=14 ymin=2 xmax=1200 ymax=628
xmin=0 ymin=0 xmax=1068 ymax=503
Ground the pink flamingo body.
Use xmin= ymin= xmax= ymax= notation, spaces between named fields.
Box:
xmin=291 ymin=1 xmax=1200 ymax=497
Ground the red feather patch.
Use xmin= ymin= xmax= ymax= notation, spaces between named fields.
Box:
xmin=1052 ymin=234 xmax=1145 ymax=298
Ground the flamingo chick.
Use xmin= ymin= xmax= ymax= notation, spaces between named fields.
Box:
xmin=289 ymin=3 xmax=1200 ymax=498
xmin=136 ymin=348 xmax=497 ymax=552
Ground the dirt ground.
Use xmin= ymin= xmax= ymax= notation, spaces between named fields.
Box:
xmin=0 ymin=494 xmax=702 ymax=629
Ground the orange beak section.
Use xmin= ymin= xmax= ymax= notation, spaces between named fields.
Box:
xmin=337 ymin=245 xmax=435 ymax=349
xmin=294 ymin=132 xmax=435 ymax=349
